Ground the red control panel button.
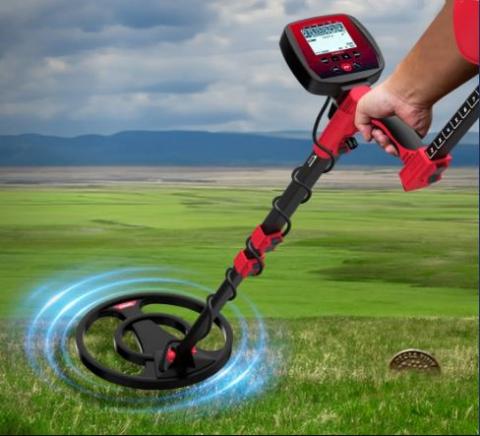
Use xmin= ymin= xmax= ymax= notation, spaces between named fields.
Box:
xmin=340 ymin=62 xmax=352 ymax=72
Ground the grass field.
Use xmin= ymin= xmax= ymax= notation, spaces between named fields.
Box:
xmin=0 ymin=182 xmax=478 ymax=434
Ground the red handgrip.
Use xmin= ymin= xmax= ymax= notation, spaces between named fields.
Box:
xmin=314 ymin=86 xmax=370 ymax=159
xmin=371 ymin=119 xmax=451 ymax=191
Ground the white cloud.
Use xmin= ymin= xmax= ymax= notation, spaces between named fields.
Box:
xmin=0 ymin=0 xmax=476 ymax=136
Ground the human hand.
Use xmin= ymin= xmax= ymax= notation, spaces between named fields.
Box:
xmin=354 ymin=79 xmax=432 ymax=156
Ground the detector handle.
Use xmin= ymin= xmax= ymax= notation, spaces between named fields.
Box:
xmin=314 ymin=86 xmax=452 ymax=192
xmin=370 ymin=117 xmax=451 ymax=192
xmin=371 ymin=117 xmax=424 ymax=155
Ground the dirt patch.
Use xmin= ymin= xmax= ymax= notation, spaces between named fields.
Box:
xmin=0 ymin=166 xmax=477 ymax=189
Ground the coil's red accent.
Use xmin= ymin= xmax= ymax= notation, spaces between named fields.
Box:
xmin=166 ymin=348 xmax=176 ymax=364
xmin=166 ymin=347 xmax=196 ymax=364
xmin=113 ymin=300 xmax=138 ymax=311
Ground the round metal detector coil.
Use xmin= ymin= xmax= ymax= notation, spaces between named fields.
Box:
xmin=75 ymin=292 xmax=233 ymax=390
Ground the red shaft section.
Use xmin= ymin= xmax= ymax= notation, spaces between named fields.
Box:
xmin=234 ymin=226 xmax=283 ymax=278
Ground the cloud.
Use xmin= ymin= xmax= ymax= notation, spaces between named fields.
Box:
xmin=0 ymin=0 xmax=216 ymax=59
xmin=0 ymin=0 xmax=476 ymax=136
xmin=0 ymin=0 xmax=214 ymax=33
xmin=284 ymin=0 xmax=308 ymax=15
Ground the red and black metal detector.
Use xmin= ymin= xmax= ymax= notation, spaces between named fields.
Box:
xmin=76 ymin=14 xmax=479 ymax=390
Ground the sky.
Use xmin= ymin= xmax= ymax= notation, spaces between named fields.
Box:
xmin=0 ymin=0 xmax=477 ymax=136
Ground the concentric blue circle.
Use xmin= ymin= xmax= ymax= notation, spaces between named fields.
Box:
xmin=24 ymin=267 xmax=275 ymax=412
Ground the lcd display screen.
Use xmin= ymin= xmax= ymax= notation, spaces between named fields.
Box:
xmin=301 ymin=22 xmax=356 ymax=55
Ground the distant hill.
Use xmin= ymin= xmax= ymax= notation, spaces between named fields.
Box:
xmin=0 ymin=130 xmax=477 ymax=167
xmin=261 ymin=130 xmax=480 ymax=145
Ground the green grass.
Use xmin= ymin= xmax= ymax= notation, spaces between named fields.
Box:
xmin=0 ymin=185 xmax=478 ymax=434
xmin=0 ymin=317 xmax=477 ymax=435
xmin=0 ymin=186 xmax=477 ymax=318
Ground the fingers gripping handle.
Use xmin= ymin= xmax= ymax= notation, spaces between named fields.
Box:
xmin=371 ymin=117 xmax=452 ymax=191
xmin=371 ymin=117 xmax=424 ymax=156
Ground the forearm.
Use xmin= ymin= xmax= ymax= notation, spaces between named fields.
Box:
xmin=386 ymin=0 xmax=477 ymax=108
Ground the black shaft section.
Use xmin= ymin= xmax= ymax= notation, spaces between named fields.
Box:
xmin=176 ymin=272 xmax=243 ymax=359
xmin=262 ymin=153 xmax=332 ymax=232
xmin=175 ymin=152 xmax=332 ymax=358
xmin=426 ymin=86 xmax=479 ymax=160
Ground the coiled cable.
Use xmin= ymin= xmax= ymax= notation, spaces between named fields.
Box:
xmin=200 ymin=97 xmax=335 ymax=340
xmin=272 ymin=96 xmax=334 ymax=237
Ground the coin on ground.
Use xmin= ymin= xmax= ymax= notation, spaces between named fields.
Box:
xmin=389 ymin=349 xmax=440 ymax=372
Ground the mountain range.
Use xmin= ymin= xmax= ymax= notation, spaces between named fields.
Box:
xmin=0 ymin=130 xmax=477 ymax=167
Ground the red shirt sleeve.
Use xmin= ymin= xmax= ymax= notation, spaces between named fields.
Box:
xmin=454 ymin=0 xmax=479 ymax=65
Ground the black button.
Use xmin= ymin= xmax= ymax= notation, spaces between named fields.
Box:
xmin=467 ymin=91 xmax=478 ymax=108
xmin=450 ymin=114 xmax=462 ymax=128
xmin=433 ymin=135 xmax=444 ymax=149
xmin=442 ymin=124 xmax=453 ymax=139
xmin=448 ymin=120 xmax=457 ymax=131
xmin=353 ymin=62 xmax=361 ymax=70
xmin=332 ymin=66 xmax=341 ymax=73
xmin=342 ymin=53 xmax=351 ymax=59
xmin=345 ymin=137 xmax=358 ymax=150
xmin=321 ymin=57 xmax=329 ymax=63
xmin=459 ymin=103 xmax=471 ymax=118
xmin=331 ymin=55 xmax=340 ymax=61
xmin=426 ymin=147 xmax=437 ymax=159
xmin=353 ymin=51 xmax=361 ymax=57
